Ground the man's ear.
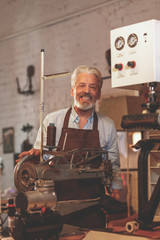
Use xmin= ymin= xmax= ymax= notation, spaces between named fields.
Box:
xmin=97 ymin=90 xmax=101 ymax=100
xmin=71 ymin=87 xmax=74 ymax=97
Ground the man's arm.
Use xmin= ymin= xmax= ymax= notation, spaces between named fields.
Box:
xmin=99 ymin=114 xmax=123 ymax=198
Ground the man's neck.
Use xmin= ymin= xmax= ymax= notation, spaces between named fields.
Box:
xmin=74 ymin=106 xmax=93 ymax=119
xmin=74 ymin=106 xmax=94 ymax=129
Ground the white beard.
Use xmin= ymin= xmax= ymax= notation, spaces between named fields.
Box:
xmin=73 ymin=95 xmax=95 ymax=110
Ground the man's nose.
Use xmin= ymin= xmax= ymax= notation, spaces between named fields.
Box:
xmin=84 ymin=85 xmax=90 ymax=93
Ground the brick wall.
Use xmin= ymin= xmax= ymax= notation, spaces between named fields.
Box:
xmin=0 ymin=0 xmax=159 ymax=206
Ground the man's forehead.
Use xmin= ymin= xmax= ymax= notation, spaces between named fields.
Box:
xmin=76 ymin=73 xmax=98 ymax=83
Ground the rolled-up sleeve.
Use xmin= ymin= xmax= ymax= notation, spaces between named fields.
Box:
xmin=98 ymin=114 xmax=123 ymax=190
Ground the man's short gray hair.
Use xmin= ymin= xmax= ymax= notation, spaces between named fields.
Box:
xmin=71 ymin=65 xmax=103 ymax=89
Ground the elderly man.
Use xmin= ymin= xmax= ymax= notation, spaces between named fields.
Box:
xmin=18 ymin=65 xmax=122 ymax=228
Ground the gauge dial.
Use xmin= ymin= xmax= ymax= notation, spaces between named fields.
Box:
xmin=127 ymin=33 xmax=138 ymax=48
xmin=115 ymin=36 xmax=125 ymax=50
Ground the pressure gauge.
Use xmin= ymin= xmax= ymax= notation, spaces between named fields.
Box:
xmin=114 ymin=36 xmax=125 ymax=50
xmin=127 ymin=33 xmax=138 ymax=48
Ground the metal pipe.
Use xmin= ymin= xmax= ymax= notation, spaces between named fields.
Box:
xmin=39 ymin=50 xmax=71 ymax=162
xmin=40 ymin=49 xmax=44 ymax=162
xmin=43 ymin=72 xmax=70 ymax=80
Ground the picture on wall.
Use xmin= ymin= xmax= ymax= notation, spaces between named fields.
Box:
xmin=2 ymin=127 xmax=14 ymax=153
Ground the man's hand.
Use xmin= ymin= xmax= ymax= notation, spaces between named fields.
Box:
xmin=112 ymin=189 xmax=120 ymax=201
xmin=16 ymin=148 xmax=40 ymax=163
xmin=105 ymin=187 xmax=120 ymax=201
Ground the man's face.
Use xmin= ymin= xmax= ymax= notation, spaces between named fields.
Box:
xmin=71 ymin=73 xmax=101 ymax=110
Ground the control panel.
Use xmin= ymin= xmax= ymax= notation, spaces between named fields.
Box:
xmin=111 ymin=19 xmax=160 ymax=88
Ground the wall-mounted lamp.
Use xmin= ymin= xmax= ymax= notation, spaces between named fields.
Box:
xmin=16 ymin=65 xmax=35 ymax=96
xmin=105 ymin=48 xmax=111 ymax=74
xmin=0 ymin=157 xmax=4 ymax=171
xmin=21 ymin=123 xmax=33 ymax=152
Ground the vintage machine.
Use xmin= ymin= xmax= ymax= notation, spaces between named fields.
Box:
xmin=10 ymin=147 xmax=112 ymax=240
xmin=111 ymin=19 xmax=160 ymax=232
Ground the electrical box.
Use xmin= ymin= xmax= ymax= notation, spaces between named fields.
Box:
xmin=111 ymin=19 xmax=160 ymax=89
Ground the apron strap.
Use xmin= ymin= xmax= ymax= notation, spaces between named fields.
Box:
xmin=63 ymin=107 xmax=98 ymax=130
xmin=63 ymin=107 xmax=72 ymax=128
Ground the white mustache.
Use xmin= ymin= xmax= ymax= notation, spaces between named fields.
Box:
xmin=80 ymin=93 xmax=93 ymax=100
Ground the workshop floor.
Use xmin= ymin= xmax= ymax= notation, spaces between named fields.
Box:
xmin=59 ymin=214 xmax=160 ymax=240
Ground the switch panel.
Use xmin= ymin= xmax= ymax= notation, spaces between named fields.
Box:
xmin=111 ymin=19 xmax=160 ymax=89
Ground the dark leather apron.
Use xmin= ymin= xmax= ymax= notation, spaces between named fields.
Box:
xmin=58 ymin=108 xmax=101 ymax=155
xmin=55 ymin=107 xmax=106 ymax=228
xmin=57 ymin=107 xmax=102 ymax=166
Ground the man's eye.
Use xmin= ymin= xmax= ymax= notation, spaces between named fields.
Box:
xmin=90 ymin=86 xmax=96 ymax=90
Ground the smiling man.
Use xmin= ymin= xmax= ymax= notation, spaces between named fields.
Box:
xmin=71 ymin=71 xmax=101 ymax=110
xmin=18 ymin=65 xmax=122 ymax=228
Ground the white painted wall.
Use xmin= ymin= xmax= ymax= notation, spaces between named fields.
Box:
xmin=0 ymin=0 xmax=160 ymax=196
